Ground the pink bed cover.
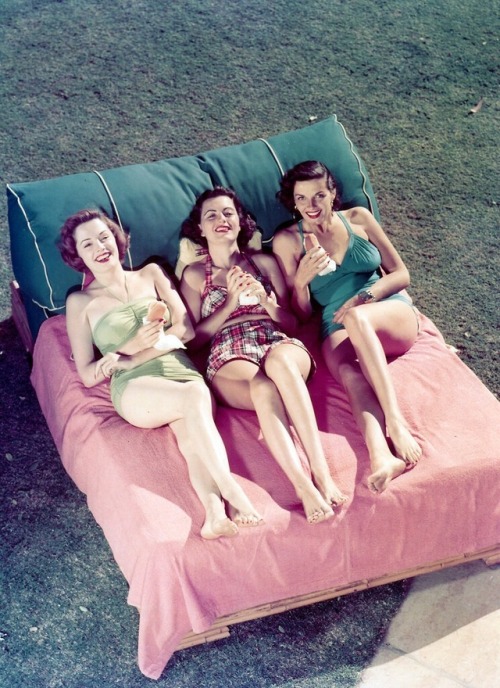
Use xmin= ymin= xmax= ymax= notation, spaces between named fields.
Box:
xmin=31 ymin=313 xmax=500 ymax=679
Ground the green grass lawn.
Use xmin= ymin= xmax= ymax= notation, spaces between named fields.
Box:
xmin=0 ymin=1 xmax=498 ymax=686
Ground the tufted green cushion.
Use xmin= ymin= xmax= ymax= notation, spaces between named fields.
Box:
xmin=200 ymin=115 xmax=379 ymax=243
xmin=7 ymin=158 xmax=211 ymax=318
xmin=7 ymin=115 xmax=379 ymax=341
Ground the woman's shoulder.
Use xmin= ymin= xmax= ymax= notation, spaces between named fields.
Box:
xmin=274 ymin=222 xmax=299 ymax=239
xmin=341 ymin=206 xmax=381 ymax=238
xmin=66 ymin=287 xmax=93 ymax=307
xmin=272 ymin=223 xmax=301 ymax=249
xmin=249 ymin=251 xmax=276 ymax=267
xmin=136 ymin=262 xmax=164 ymax=279
xmin=65 ymin=287 xmax=96 ymax=325
xmin=341 ymin=206 xmax=375 ymax=225
xmin=181 ymin=258 xmax=206 ymax=285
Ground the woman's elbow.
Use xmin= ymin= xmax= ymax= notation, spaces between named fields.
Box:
xmin=182 ymin=322 xmax=196 ymax=343
xmin=81 ymin=374 xmax=98 ymax=389
xmin=401 ymin=267 xmax=411 ymax=289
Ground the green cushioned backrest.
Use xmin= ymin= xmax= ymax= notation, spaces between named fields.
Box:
xmin=8 ymin=171 xmax=115 ymax=317
xmin=7 ymin=158 xmax=211 ymax=321
xmin=7 ymin=115 xmax=378 ymax=341
xmin=98 ymin=157 xmax=212 ymax=268
xmin=197 ymin=138 xmax=288 ymax=244
xmin=199 ymin=114 xmax=379 ymax=243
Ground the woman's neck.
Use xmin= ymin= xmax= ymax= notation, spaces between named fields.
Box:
xmin=92 ymin=266 xmax=130 ymax=302
xmin=302 ymin=211 xmax=337 ymax=236
xmin=208 ymin=245 xmax=242 ymax=270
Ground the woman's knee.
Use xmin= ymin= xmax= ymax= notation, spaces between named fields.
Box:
xmin=179 ymin=380 xmax=213 ymax=414
xmin=265 ymin=345 xmax=310 ymax=381
xmin=248 ymin=373 xmax=279 ymax=406
xmin=342 ymin=307 xmax=371 ymax=338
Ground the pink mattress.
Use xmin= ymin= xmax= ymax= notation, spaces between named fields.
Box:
xmin=31 ymin=312 xmax=500 ymax=679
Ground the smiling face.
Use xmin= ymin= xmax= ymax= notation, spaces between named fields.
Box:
xmin=293 ymin=176 xmax=336 ymax=225
xmin=74 ymin=218 xmax=120 ymax=271
xmin=199 ymin=195 xmax=240 ymax=242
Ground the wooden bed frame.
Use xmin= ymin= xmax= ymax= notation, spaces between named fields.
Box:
xmin=178 ymin=545 xmax=500 ymax=650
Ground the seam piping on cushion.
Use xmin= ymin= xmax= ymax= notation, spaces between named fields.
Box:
xmin=258 ymin=138 xmax=285 ymax=176
xmin=258 ymin=138 xmax=286 ymax=245
xmin=335 ymin=119 xmax=375 ymax=215
xmin=93 ymin=170 xmax=134 ymax=268
xmin=6 ymin=184 xmax=58 ymax=310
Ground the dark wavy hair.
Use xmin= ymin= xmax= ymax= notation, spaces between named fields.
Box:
xmin=182 ymin=187 xmax=257 ymax=250
xmin=277 ymin=160 xmax=342 ymax=214
xmin=59 ymin=209 xmax=130 ymax=272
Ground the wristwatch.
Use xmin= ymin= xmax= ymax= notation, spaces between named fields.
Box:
xmin=358 ymin=289 xmax=375 ymax=303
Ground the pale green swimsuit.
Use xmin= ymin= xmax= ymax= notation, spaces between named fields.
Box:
xmin=92 ymin=297 xmax=202 ymax=417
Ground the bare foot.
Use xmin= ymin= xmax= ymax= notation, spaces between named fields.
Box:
xmin=201 ymin=516 xmax=239 ymax=540
xmin=368 ymin=454 xmax=406 ymax=494
xmin=297 ymin=482 xmax=335 ymax=524
xmin=200 ymin=495 xmax=239 ymax=539
xmin=386 ymin=418 xmax=422 ymax=465
xmin=228 ymin=505 xmax=263 ymax=528
xmin=220 ymin=481 xmax=263 ymax=527
xmin=312 ymin=470 xmax=347 ymax=507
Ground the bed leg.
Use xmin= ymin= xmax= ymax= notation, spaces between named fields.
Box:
xmin=483 ymin=553 xmax=500 ymax=567
xmin=177 ymin=625 xmax=231 ymax=650
xmin=10 ymin=280 xmax=34 ymax=354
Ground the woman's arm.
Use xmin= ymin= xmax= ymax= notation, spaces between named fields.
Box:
xmin=110 ymin=264 xmax=193 ymax=356
xmin=348 ymin=207 xmax=411 ymax=300
xmin=67 ymin=289 xmax=168 ymax=384
xmin=272 ymin=228 xmax=315 ymax=322
xmin=250 ymin=253 xmax=298 ymax=334
xmin=66 ymin=292 xmax=111 ymax=387
xmin=150 ymin=263 xmax=196 ymax=343
xmin=332 ymin=208 xmax=411 ymax=325
xmin=180 ymin=262 xmax=243 ymax=349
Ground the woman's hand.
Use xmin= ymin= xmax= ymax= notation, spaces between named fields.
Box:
xmin=296 ymin=247 xmax=331 ymax=288
xmin=333 ymin=294 xmax=365 ymax=325
xmin=226 ymin=266 xmax=266 ymax=304
xmin=118 ymin=320 xmax=164 ymax=355
xmin=95 ymin=351 xmax=129 ymax=379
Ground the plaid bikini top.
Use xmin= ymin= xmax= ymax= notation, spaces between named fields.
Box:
xmin=200 ymin=253 xmax=274 ymax=319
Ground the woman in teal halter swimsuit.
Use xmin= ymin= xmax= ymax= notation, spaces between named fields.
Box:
xmin=274 ymin=161 xmax=422 ymax=494
xmin=181 ymin=188 xmax=346 ymax=524
xmin=59 ymin=209 xmax=262 ymax=539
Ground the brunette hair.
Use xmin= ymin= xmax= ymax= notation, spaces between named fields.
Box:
xmin=182 ymin=187 xmax=257 ymax=249
xmin=59 ymin=209 xmax=130 ymax=272
xmin=277 ymin=160 xmax=342 ymax=214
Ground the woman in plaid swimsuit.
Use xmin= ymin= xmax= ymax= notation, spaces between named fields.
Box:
xmin=181 ymin=187 xmax=346 ymax=524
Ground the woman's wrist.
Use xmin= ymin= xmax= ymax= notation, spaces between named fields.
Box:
xmin=358 ymin=288 xmax=376 ymax=304
xmin=259 ymin=292 xmax=273 ymax=311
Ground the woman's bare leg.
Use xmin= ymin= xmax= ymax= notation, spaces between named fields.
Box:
xmin=212 ymin=361 xmax=334 ymax=523
xmin=323 ymin=332 xmax=408 ymax=493
xmin=168 ymin=417 xmax=237 ymax=539
xmin=120 ymin=378 xmax=262 ymax=536
xmin=264 ymin=345 xmax=346 ymax=506
xmin=341 ymin=302 xmax=421 ymax=465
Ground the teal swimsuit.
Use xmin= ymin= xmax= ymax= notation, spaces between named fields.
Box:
xmin=298 ymin=214 xmax=413 ymax=339
xmin=92 ymin=298 xmax=202 ymax=417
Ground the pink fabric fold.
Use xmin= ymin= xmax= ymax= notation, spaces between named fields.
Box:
xmin=31 ymin=313 xmax=500 ymax=679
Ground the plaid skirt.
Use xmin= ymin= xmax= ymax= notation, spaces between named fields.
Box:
xmin=206 ymin=318 xmax=315 ymax=383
